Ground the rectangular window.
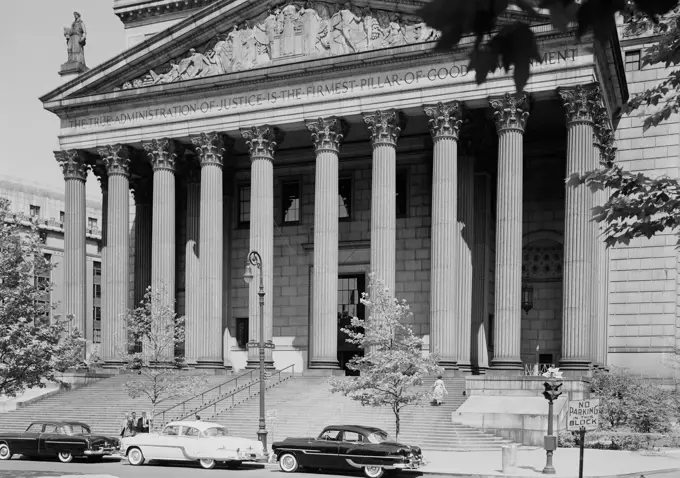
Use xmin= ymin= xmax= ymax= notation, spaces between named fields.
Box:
xmin=338 ymin=177 xmax=352 ymax=220
xmin=59 ymin=211 xmax=65 ymax=224
xmin=337 ymin=275 xmax=364 ymax=321
xmin=625 ymin=50 xmax=641 ymax=72
xmin=396 ymin=170 xmax=409 ymax=218
xmin=281 ymin=180 xmax=301 ymax=224
xmin=238 ymin=185 xmax=251 ymax=225
xmin=93 ymin=261 xmax=101 ymax=278
xmin=30 ymin=205 xmax=40 ymax=217
xmin=93 ymin=284 xmax=101 ymax=299
xmin=93 ymin=306 xmax=102 ymax=344
xmin=236 ymin=317 xmax=249 ymax=349
xmin=87 ymin=217 xmax=97 ymax=230
xmin=34 ymin=253 xmax=51 ymax=325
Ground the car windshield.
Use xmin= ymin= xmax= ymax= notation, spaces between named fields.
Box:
xmin=62 ymin=425 xmax=91 ymax=435
xmin=202 ymin=427 xmax=229 ymax=437
xmin=366 ymin=431 xmax=391 ymax=444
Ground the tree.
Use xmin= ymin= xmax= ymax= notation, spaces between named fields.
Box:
xmin=329 ymin=275 xmax=442 ymax=440
xmin=0 ymin=198 xmax=86 ymax=397
xmin=117 ymin=285 xmax=209 ymax=425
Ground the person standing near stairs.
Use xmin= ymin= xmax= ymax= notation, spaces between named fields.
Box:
xmin=431 ymin=375 xmax=448 ymax=406
xmin=120 ymin=413 xmax=134 ymax=438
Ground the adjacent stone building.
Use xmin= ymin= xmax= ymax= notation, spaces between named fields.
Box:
xmin=37 ymin=0 xmax=677 ymax=382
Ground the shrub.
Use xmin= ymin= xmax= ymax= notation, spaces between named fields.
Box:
xmin=559 ymin=430 xmax=680 ymax=451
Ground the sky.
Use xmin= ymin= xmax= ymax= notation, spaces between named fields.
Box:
xmin=0 ymin=1 xmax=124 ymax=200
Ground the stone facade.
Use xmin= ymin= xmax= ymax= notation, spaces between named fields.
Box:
xmin=39 ymin=0 xmax=678 ymax=379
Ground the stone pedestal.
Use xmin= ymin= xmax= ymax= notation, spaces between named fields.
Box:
xmin=98 ymin=145 xmax=131 ymax=364
xmin=307 ymin=117 xmax=347 ymax=369
xmin=144 ymin=139 xmax=177 ymax=349
xmin=193 ymin=132 xmax=228 ymax=368
xmin=241 ymin=126 xmax=283 ymax=368
xmin=424 ymin=101 xmax=462 ymax=369
xmin=557 ymin=85 xmax=600 ymax=371
xmin=55 ymin=150 xmax=89 ymax=339
xmin=489 ymin=93 xmax=530 ymax=373
xmin=59 ymin=61 xmax=88 ymax=81
xmin=363 ymin=110 xmax=407 ymax=296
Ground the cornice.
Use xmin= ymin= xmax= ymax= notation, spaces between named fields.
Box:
xmin=114 ymin=0 xmax=219 ymax=25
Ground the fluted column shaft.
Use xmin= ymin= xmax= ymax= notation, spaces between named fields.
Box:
xmin=144 ymin=139 xmax=177 ymax=349
xmin=241 ymin=126 xmax=283 ymax=367
xmin=56 ymin=151 xmax=89 ymax=338
xmin=490 ymin=93 xmax=529 ymax=371
xmin=98 ymin=145 xmax=131 ymax=363
xmin=307 ymin=117 xmax=347 ymax=368
xmin=558 ymin=85 xmax=601 ymax=371
xmin=471 ymin=173 xmax=492 ymax=373
xmin=194 ymin=132 xmax=227 ymax=367
xmin=363 ymin=110 xmax=407 ymax=296
xmin=424 ymin=101 xmax=462 ymax=369
xmin=455 ymin=155 xmax=475 ymax=372
xmin=184 ymin=172 xmax=201 ymax=364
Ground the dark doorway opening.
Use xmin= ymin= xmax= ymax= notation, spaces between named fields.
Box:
xmin=337 ymin=274 xmax=365 ymax=376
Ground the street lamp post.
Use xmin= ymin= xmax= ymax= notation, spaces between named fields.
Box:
xmin=243 ymin=250 xmax=274 ymax=452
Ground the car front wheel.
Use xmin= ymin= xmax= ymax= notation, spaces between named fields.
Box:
xmin=57 ymin=452 xmax=73 ymax=463
xmin=364 ymin=465 xmax=385 ymax=478
xmin=279 ymin=452 xmax=299 ymax=473
xmin=127 ymin=447 xmax=145 ymax=466
xmin=0 ymin=443 xmax=11 ymax=460
xmin=199 ymin=458 xmax=216 ymax=469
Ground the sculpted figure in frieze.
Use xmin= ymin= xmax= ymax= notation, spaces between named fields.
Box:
xmin=119 ymin=1 xmax=443 ymax=90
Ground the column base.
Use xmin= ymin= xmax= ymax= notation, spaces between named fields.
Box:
xmin=308 ymin=360 xmax=341 ymax=369
xmin=559 ymin=358 xmax=592 ymax=371
xmin=303 ymin=369 xmax=346 ymax=377
xmin=437 ymin=360 xmax=459 ymax=370
xmin=471 ymin=366 xmax=489 ymax=375
xmin=457 ymin=361 xmax=473 ymax=374
xmin=195 ymin=359 xmax=231 ymax=374
xmin=489 ymin=358 xmax=524 ymax=376
xmin=245 ymin=360 xmax=276 ymax=370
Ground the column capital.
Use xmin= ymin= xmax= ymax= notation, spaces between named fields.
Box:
xmin=55 ymin=149 xmax=90 ymax=181
xmin=143 ymin=138 xmax=178 ymax=171
xmin=306 ymin=117 xmax=349 ymax=153
xmin=190 ymin=132 xmax=232 ymax=167
xmin=557 ymin=84 xmax=602 ymax=126
xmin=240 ymin=125 xmax=283 ymax=161
xmin=97 ymin=144 xmax=131 ymax=177
xmin=423 ymin=101 xmax=464 ymax=140
xmin=131 ymin=176 xmax=153 ymax=205
xmin=362 ymin=109 xmax=407 ymax=147
xmin=489 ymin=93 xmax=530 ymax=134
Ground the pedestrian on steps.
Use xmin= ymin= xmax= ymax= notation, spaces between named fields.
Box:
xmin=140 ymin=411 xmax=150 ymax=433
xmin=431 ymin=375 xmax=448 ymax=406
xmin=120 ymin=413 xmax=133 ymax=438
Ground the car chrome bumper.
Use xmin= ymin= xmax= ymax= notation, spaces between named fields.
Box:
xmin=392 ymin=459 xmax=423 ymax=470
xmin=84 ymin=447 xmax=119 ymax=456
xmin=238 ymin=451 xmax=267 ymax=462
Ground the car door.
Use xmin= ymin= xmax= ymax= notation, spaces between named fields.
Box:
xmin=303 ymin=428 xmax=341 ymax=469
xmin=338 ymin=430 xmax=372 ymax=469
xmin=154 ymin=425 xmax=185 ymax=461
xmin=178 ymin=426 xmax=201 ymax=459
xmin=38 ymin=424 xmax=62 ymax=456
xmin=11 ymin=424 xmax=41 ymax=456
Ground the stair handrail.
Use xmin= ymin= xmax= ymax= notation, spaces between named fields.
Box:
xmin=169 ymin=364 xmax=296 ymax=424
xmin=157 ymin=369 xmax=258 ymax=424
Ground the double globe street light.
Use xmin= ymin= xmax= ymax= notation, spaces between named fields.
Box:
xmin=243 ymin=250 xmax=275 ymax=452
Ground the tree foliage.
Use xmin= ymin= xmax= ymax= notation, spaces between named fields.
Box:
xmin=117 ymin=285 xmax=208 ymax=424
xmin=329 ymin=275 xmax=442 ymax=440
xmin=0 ymin=198 xmax=86 ymax=397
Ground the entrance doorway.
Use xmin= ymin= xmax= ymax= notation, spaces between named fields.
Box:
xmin=337 ymin=274 xmax=365 ymax=376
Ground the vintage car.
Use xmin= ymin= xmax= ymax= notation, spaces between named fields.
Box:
xmin=120 ymin=420 xmax=266 ymax=469
xmin=271 ymin=425 xmax=423 ymax=478
xmin=0 ymin=420 xmax=120 ymax=463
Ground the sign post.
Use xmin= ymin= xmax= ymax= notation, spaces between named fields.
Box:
xmin=567 ymin=399 xmax=600 ymax=478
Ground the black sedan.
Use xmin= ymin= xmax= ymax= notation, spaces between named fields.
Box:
xmin=271 ymin=425 xmax=423 ymax=478
xmin=0 ymin=421 xmax=119 ymax=463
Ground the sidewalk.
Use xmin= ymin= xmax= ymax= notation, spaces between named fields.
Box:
xmin=413 ymin=447 xmax=680 ymax=477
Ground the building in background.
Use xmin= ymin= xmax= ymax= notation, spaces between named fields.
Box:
xmin=0 ymin=178 xmax=103 ymax=356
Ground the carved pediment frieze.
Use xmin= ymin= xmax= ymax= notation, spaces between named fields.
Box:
xmin=119 ymin=1 xmax=441 ymax=91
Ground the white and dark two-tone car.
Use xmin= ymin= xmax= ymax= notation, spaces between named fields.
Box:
xmin=120 ymin=420 xmax=266 ymax=469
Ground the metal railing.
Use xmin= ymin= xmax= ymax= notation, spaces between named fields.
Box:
xmin=524 ymin=363 xmax=555 ymax=376
xmin=157 ymin=369 xmax=258 ymax=425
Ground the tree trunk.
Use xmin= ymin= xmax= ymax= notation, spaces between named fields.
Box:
xmin=393 ymin=406 xmax=400 ymax=440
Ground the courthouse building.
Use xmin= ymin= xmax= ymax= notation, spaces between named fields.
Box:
xmin=39 ymin=0 xmax=675 ymax=380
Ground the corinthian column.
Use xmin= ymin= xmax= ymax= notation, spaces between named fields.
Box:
xmin=55 ymin=150 xmax=89 ymax=337
xmin=132 ymin=176 xmax=153 ymax=308
xmin=97 ymin=144 xmax=131 ymax=363
xmin=423 ymin=101 xmax=462 ymax=369
xmin=489 ymin=93 xmax=530 ymax=372
xmin=557 ymin=84 xmax=600 ymax=371
xmin=306 ymin=117 xmax=348 ymax=369
xmin=192 ymin=132 xmax=228 ymax=368
xmin=241 ymin=125 xmax=284 ymax=368
xmin=143 ymin=138 xmax=177 ymax=320
xmin=363 ymin=110 xmax=407 ymax=295
xmin=183 ymin=161 xmax=201 ymax=365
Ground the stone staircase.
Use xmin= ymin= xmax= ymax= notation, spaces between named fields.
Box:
xmin=0 ymin=372 xmax=251 ymax=436
xmin=210 ymin=375 xmax=518 ymax=452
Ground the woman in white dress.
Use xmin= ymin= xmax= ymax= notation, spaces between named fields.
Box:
xmin=431 ymin=375 xmax=448 ymax=406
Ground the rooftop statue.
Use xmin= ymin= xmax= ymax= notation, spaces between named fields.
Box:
xmin=120 ymin=2 xmax=441 ymax=90
xmin=64 ymin=11 xmax=87 ymax=66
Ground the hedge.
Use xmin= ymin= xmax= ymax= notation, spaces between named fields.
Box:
xmin=558 ymin=430 xmax=680 ymax=451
